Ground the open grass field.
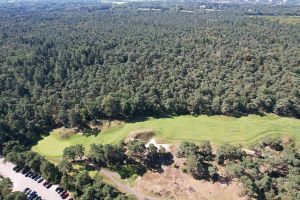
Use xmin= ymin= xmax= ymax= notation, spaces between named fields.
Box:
xmin=32 ymin=114 xmax=300 ymax=163
xmin=260 ymin=16 xmax=300 ymax=25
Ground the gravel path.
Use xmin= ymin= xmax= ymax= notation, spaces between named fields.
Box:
xmin=100 ymin=168 xmax=159 ymax=200
xmin=0 ymin=158 xmax=64 ymax=200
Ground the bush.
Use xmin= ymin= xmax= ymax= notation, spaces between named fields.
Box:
xmin=208 ymin=166 xmax=219 ymax=182
xmin=114 ymin=164 xmax=146 ymax=179
xmin=216 ymin=144 xmax=244 ymax=165
xmin=260 ymin=137 xmax=283 ymax=151
xmin=173 ymin=164 xmax=179 ymax=168
xmin=176 ymin=141 xmax=198 ymax=158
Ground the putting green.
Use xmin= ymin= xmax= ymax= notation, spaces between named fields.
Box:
xmin=32 ymin=114 xmax=300 ymax=162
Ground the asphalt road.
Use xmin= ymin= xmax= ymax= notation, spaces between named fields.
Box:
xmin=0 ymin=158 xmax=64 ymax=200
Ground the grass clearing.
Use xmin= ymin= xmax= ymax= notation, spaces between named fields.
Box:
xmin=259 ymin=16 xmax=300 ymax=25
xmin=32 ymin=114 xmax=300 ymax=162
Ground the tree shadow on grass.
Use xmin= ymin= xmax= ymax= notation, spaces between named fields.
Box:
xmin=204 ymin=112 xmax=266 ymax=118
xmin=113 ymin=162 xmax=147 ymax=179
xmin=124 ymin=113 xmax=174 ymax=124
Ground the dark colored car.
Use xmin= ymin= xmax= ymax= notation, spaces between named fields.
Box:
xmin=31 ymin=174 xmax=38 ymax=179
xmin=27 ymin=191 xmax=36 ymax=197
xmin=24 ymin=188 xmax=30 ymax=193
xmin=25 ymin=171 xmax=32 ymax=177
xmin=21 ymin=168 xmax=29 ymax=174
xmin=46 ymin=183 xmax=53 ymax=189
xmin=60 ymin=190 xmax=67 ymax=196
xmin=15 ymin=167 xmax=22 ymax=173
xmin=28 ymin=172 xmax=35 ymax=178
xmin=37 ymin=178 xmax=43 ymax=183
xmin=57 ymin=188 xmax=64 ymax=194
xmin=55 ymin=187 xmax=61 ymax=192
xmin=61 ymin=192 xmax=69 ymax=199
xmin=43 ymin=181 xmax=49 ymax=186
xmin=34 ymin=175 xmax=41 ymax=181
xmin=28 ymin=193 xmax=37 ymax=200
xmin=25 ymin=189 xmax=32 ymax=195
xmin=13 ymin=165 xmax=20 ymax=171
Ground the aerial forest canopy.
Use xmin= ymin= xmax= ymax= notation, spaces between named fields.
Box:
xmin=0 ymin=1 xmax=299 ymax=147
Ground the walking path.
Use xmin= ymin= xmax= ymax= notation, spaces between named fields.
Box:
xmin=100 ymin=168 xmax=159 ymax=200
xmin=73 ymin=161 xmax=156 ymax=200
xmin=0 ymin=158 xmax=64 ymax=200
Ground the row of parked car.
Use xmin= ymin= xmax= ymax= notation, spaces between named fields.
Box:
xmin=13 ymin=165 xmax=72 ymax=200
xmin=13 ymin=165 xmax=54 ymax=189
xmin=24 ymin=188 xmax=42 ymax=200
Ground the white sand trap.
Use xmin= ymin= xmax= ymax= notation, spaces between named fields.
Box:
xmin=145 ymin=138 xmax=170 ymax=151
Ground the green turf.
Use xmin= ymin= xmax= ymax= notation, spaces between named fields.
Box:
xmin=260 ymin=16 xmax=300 ymax=25
xmin=32 ymin=114 xmax=300 ymax=162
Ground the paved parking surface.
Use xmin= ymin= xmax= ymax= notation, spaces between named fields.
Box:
xmin=0 ymin=158 xmax=65 ymax=200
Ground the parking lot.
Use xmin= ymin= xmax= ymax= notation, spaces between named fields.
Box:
xmin=0 ymin=158 xmax=68 ymax=200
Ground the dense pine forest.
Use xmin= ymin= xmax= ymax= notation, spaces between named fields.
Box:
xmin=0 ymin=0 xmax=300 ymax=149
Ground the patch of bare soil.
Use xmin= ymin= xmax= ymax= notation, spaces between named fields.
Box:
xmin=54 ymin=120 xmax=123 ymax=138
xmin=53 ymin=127 xmax=77 ymax=139
xmin=134 ymin=165 xmax=245 ymax=200
xmin=127 ymin=129 xmax=155 ymax=142
xmin=134 ymin=144 xmax=245 ymax=200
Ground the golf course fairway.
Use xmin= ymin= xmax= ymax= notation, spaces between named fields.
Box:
xmin=32 ymin=114 xmax=300 ymax=163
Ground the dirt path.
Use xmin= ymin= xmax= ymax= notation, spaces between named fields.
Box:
xmin=100 ymin=168 xmax=159 ymax=200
